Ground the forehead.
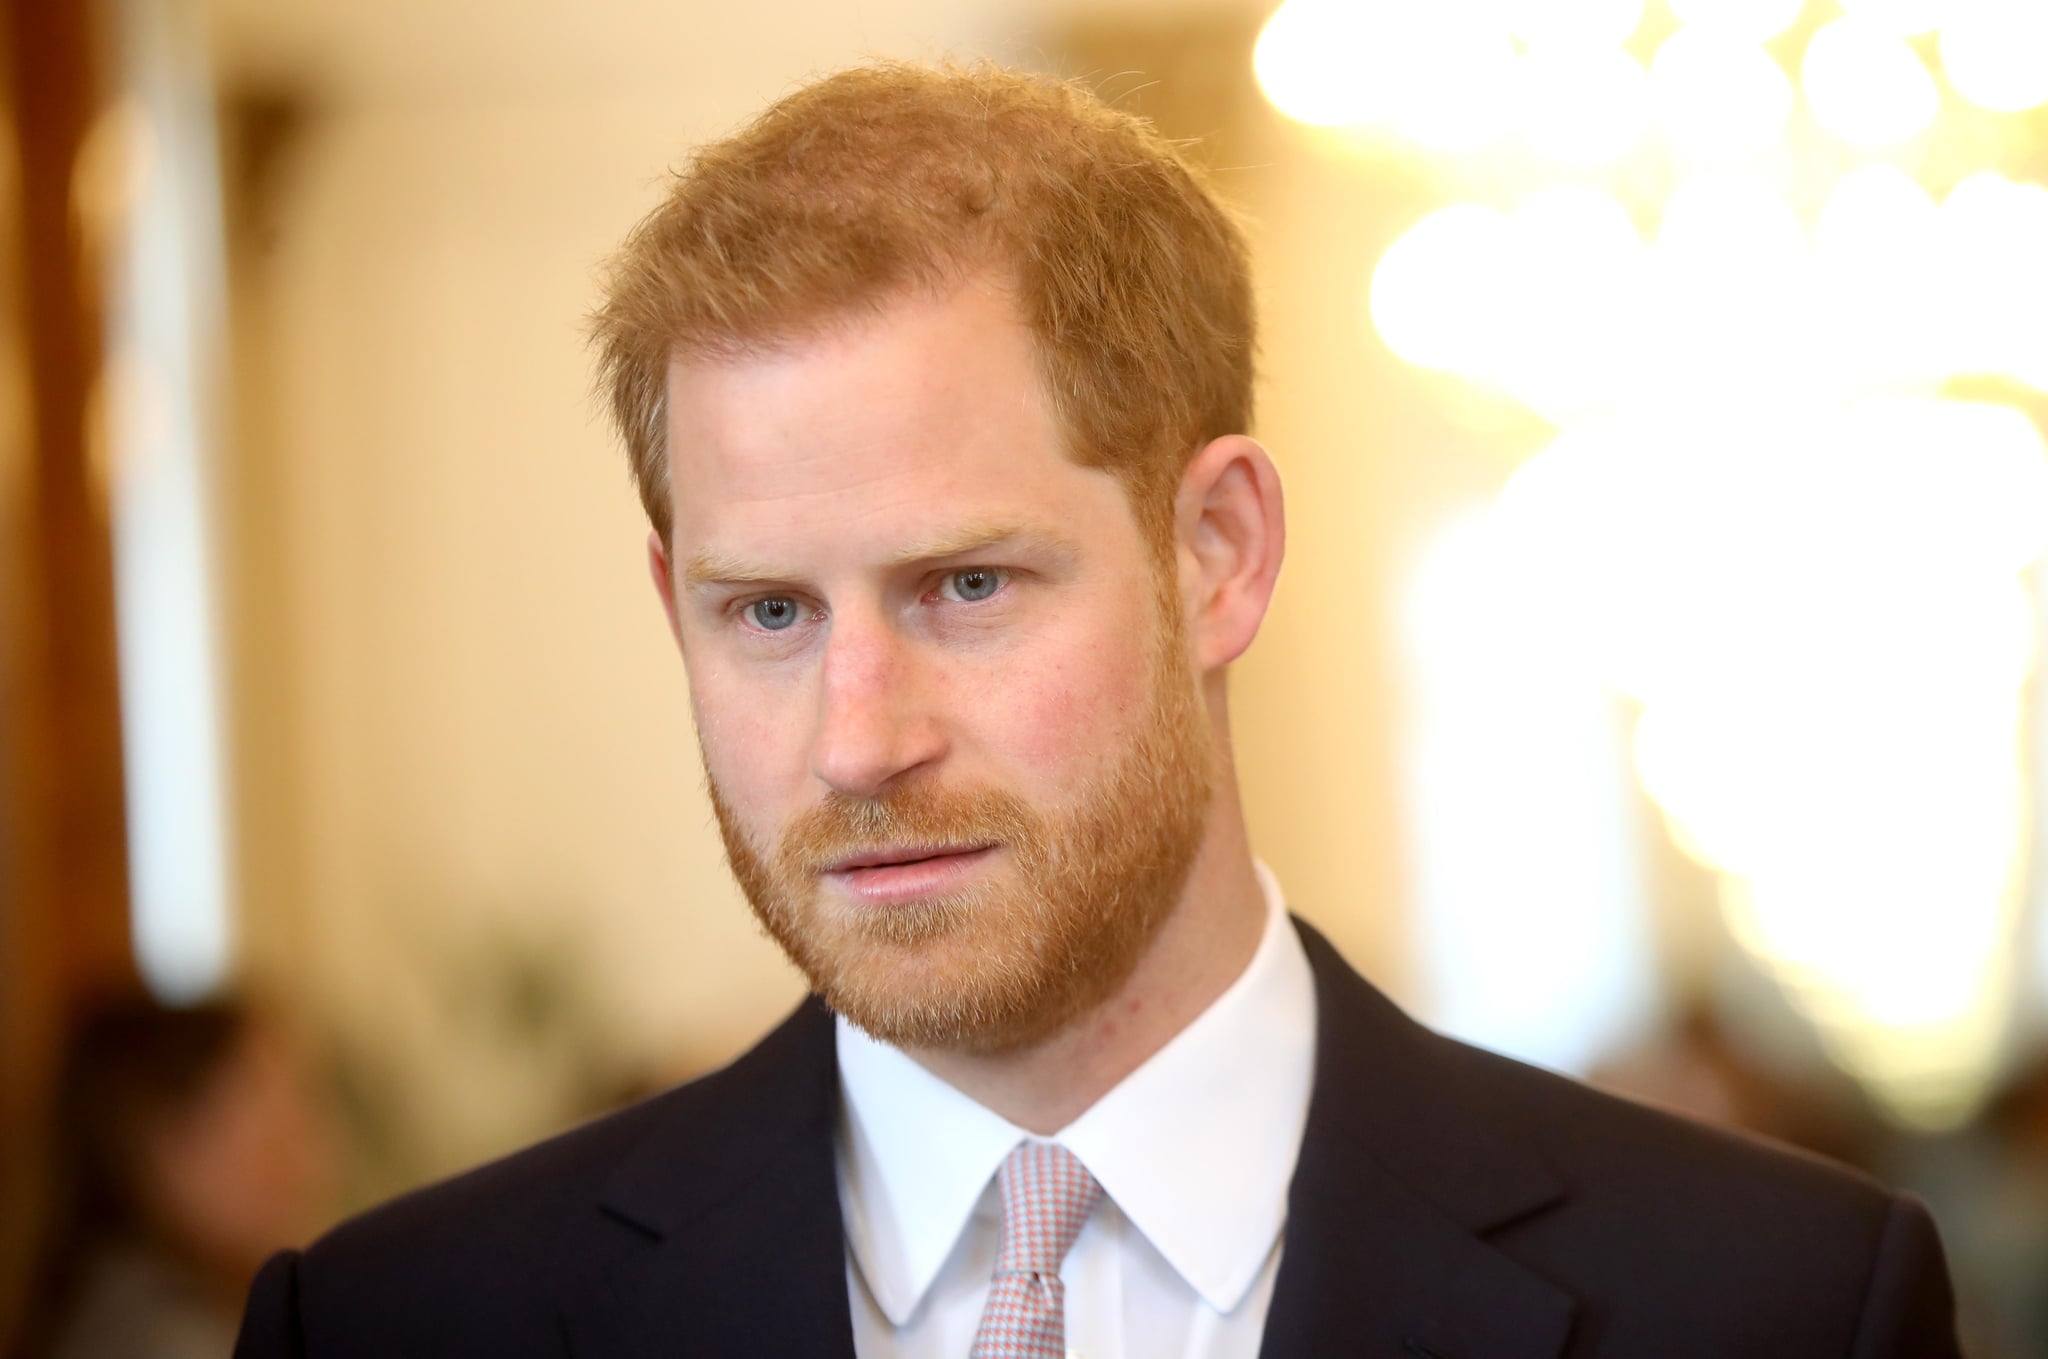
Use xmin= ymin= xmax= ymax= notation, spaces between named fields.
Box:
xmin=663 ymin=283 xmax=1128 ymax=563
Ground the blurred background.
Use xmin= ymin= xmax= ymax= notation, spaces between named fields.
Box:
xmin=4 ymin=0 xmax=2048 ymax=1352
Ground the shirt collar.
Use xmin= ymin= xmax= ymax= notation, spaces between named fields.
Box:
xmin=835 ymin=1018 xmax=1024 ymax=1325
xmin=834 ymin=863 xmax=1318 ymax=1323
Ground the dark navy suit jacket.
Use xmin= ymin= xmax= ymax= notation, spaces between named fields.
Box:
xmin=235 ymin=920 xmax=1961 ymax=1357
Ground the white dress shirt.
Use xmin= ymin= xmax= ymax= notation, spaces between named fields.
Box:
xmin=835 ymin=863 xmax=1318 ymax=1359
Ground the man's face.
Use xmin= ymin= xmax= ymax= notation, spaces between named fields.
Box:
xmin=657 ymin=281 xmax=1214 ymax=1055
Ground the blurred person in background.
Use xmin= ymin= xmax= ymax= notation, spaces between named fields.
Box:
xmin=236 ymin=61 xmax=1962 ymax=1357
xmin=10 ymin=997 xmax=332 ymax=1359
xmin=1909 ymin=1055 xmax=2048 ymax=1359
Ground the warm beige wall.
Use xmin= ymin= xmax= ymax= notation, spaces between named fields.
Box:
xmin=1234 ymin=124 xmax=1558 ymax=1011
xmin=227 ymin=91 xmax=805 ymax=1179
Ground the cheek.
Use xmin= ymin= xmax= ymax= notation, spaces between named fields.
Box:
xmin=971 ymin=635 xmax=1153 ymax=778
xmin=689 ymin=672 xmax=808 ymax=812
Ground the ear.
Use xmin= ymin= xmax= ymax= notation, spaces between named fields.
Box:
xmin=647 ymin=529 xmax=686 ymax=654
xmin=1175 ymin=434 xmax=1285 ymax=672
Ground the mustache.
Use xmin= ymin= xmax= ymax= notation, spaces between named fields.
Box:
xmin=779 ymin=784 xmax=1042 ymax=873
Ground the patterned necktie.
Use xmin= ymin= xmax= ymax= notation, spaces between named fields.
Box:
xmin=968 ymin=1141 xmax=1104 ymax=1359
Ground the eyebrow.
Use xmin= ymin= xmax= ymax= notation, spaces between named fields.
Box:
xmin=681 ymin=519 xmax=1081 ymax=591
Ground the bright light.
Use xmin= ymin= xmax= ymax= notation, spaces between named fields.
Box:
xmin=1492 ymin=420 xmax=1670 ymax=694
xmin=1387 ymin=12 xmax=1520 ymax=152
xmin=1399 ymin=509 xmax=1656 ymax=1077
xmin=1652 ymin=173 xmax=1809 ymax=398
xmin=1326 ymin=0 xmax=2048 ymax=1131
xmin=1841 ymin=0 xmax=1947 ymax=34
xmin=1498 ymin=187 xmax=1650 ymax=421
xmin=1657 ymin=172 xmax=1806 ymax=289
xmin=1494 ymin=400 xmax=2042 ymax=1128
xmin=1253 ymin=0 xmax=1388 ymax=127
xmin=1942 ymin=0 xmax=2048 ymax=113
xmin=1631 ymin=589 xmax=2035 ymax=869
xmin=1370 ymin=187 xmax=1657 ymax=416
xmin=1369 ymin=204 xmax=1512 ymax=376
xmin=1814 ymin=164 xmax=1939 ymax=266
xmin=1254 ymin=0 xmax=1523 ymax=147
xmin=1802 ymin=18 xmax=1941 ymax=146
xmin=1833 ymin=398 xmax=2048 ymax=575
xmin=1725 ymin=869 xmax=2017 ymax=1128
xmin=1812 ymin=165 xmax=1945 ymax=384
xmin=99 ymin=24 xmax=235 ymax=1004
xmin=1508 ymin=0 xmax=1645 ymax=48
xmin=1650 ymin=31 xmax=1795 ymax=162
xmin=1939 ymin=172 xmax=2048 ymax=382
xmin=1495 ymin=398 xmax=2048 ymax=716
xmin=1518 ymin=46 xmax=1652 ymax=166
xmin=1671 ymin=0 xmax=1807 ymax=42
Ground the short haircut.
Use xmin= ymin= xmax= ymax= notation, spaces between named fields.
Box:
xmin=591 ymin=60 xmax=1256 ymax=553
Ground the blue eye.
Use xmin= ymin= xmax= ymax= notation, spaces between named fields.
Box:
xmin=947 ymin=568 xmax=1004 ymax=602
xmin=748 ymin=597 xmax=800 ymax=631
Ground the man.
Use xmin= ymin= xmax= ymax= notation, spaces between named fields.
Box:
xmin=236 ymin=62 xmax=1960 ymax=1358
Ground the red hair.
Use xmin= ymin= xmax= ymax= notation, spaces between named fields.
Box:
xmin=591 ymin=60 xmax=1256 ymax=550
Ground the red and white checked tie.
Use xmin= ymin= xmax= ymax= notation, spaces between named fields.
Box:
xmin=968 ymin=1141 xmax=1104 ymax=1359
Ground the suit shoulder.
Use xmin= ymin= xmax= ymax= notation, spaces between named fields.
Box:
xmin=1430 ymin=1028 xmax=1891 ymax=1220
xmin=1427 ymin=1035 xmax=1958 ymax=1352
xmin=286 ymin=997 xmax=833 ymax=1352
xmin=271 ymin=1086 xmax=668 ymax=1355
xmin=1292 ymin=921 xmax=1959 ymax=1354
xmin=1417 ymin=1023 xmax=1925 ymax=1309
xmin=314 ymin=995 xmax=829 ymax=1262
xmin=1297 ymin=919 xmax=1897 ymax=1232
xmin=315 ymin=1082 xmax=670 ymax=1261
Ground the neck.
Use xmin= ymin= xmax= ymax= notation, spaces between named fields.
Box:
xmin=904 ymin=781 xmax=1268 ymax=1134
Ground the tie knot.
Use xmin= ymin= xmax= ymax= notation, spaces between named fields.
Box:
xmin=993 ymin=1141 xmax=1103 ymax=1277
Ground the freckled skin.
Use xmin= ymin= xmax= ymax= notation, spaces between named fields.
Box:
xmin=647 ymin=278 xmax=1282 ymax=1131
xmin=664 ymin=282 xmax=1163 ymax=851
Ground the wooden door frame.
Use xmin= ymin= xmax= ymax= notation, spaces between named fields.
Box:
xmin=0 ymin=0 xmax=136 ymax=1339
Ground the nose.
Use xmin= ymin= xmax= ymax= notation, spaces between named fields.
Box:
xmin=809 ymin=613 xmax=947 ymax=798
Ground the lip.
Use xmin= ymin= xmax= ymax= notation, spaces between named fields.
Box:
xmin=821 ymin=844 xmax=997 ymax=905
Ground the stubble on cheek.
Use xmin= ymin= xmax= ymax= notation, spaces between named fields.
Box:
xmin=697 ymin=557 xmax=1214 ymax=1055
xmin=700 ymin=650 xmax=1213 ymax=1056
xmin=707 ymin=777 xmax=1063 ymax=1048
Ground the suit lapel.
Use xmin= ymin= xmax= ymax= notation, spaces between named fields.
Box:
xmin=1261 ymin=921 xmax=1578 ymax=1359
xmin=563 ymin=922 xmax=1577 ymax=1358
xmin=564 ymin=997 xmax=857 ymax=1359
